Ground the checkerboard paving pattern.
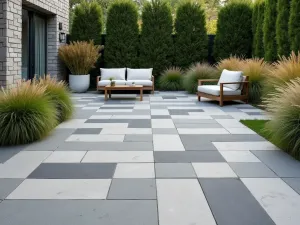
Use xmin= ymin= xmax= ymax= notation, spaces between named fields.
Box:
xmin=1 ymin=91 xmax=300 ymax=225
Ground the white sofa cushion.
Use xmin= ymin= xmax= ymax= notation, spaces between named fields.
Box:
xmin=126 ymin=80 xmax=153 ymax=87
xmin=218 ymin=69 xmax=243 ymax=90
xmin=98 ymin=80 xmax=126 ymax=86
xmin=127 ymin=68 xmax=152 ymax=80
xmin=100 ymin=68 xmax=126 ymax=80
xmin=197 ymin=85 xmax=241 ymax=96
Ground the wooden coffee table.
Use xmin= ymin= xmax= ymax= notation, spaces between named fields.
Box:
xmin=104 ymin=85 xmax=144 ymax=101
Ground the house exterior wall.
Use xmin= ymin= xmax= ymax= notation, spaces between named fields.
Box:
xmin=0 ymin=0 xmax=69 ymax=88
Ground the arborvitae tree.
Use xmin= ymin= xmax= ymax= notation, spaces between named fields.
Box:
xmin=139 ymin=0 xmax=173 ymax=77
xmin=71 ymin=1 xmax=103 ymax=44
xmin=289 ymin=0 xmax=300 ymax=52
xmin=252 ymin=0 xmax=259 ymax=52
xmin=253 ymin=0 xmax=265 ymax=58
xmin=174 ymin=0 xmax=208 ymax=69
xmin=276 ymin=0 xmax=290 ymax=57
xmin=263 ymin=0 xmax=277 ymax=61
xmin=214 ymin=1 xmax=253 ymax=60
xmin=104 ymin=0 xmax=139 ymax=67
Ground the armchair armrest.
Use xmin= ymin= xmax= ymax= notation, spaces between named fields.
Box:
xmin=198 ymin=79 xmax=219 ymax=85
xmin=151 ymin=75 xmax=155 ymax=82
xmin=96 ymin=76 xmax=101 ymax=85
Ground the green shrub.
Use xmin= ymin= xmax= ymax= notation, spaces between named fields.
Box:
xmin=289 ymin=0 xmax=300 ymax=52
xmin=263 ymin=0 xmax=277 ymax=61
xmin=214 ymin=1 xmax=252 ymax=60
xmin=174 ymin=0 xmax=208 ymax=69
xmin=276 ymin=0 xmax=290 ymax=57
xmin=263 ymin=78 xmax=300 ymax=159
xmin=71 ymin=1 xmax=103 ymax=44
xmin=139 ymin=0 xmax=173 ymax=77
xmin=183 ymin=63 xmax=220 ymax=94
xmin=105 ymin=0 xmax=139 ymax=68
xmin=253 ymin=0 xmax=265 ymax=58
xmin=0 ymin=81 xmax=58 ymax=146
xmin=159 ymin=67 xmax=183 ymax=91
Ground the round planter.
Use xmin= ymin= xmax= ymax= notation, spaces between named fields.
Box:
xmin=69 ymin=74 xmax=90 ymax=93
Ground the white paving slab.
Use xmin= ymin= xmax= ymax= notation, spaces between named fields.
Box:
xmin=242 ymin=178 xmax=300 ymax=225
xmin=100 ymin=104 xmax=135 ymax=108
xmin=216 ymin=119 xmax=247 ymax=128
xmin=113 ymin=163 xmax=155 ymax=178
xmin=7 ymin=179 xmax=111 ymax=199
xmin=89 ymin=115 xmax=113 ymax=119
xmin=44 ymin=151 xmax=87 ymax=163
xmin=219 ymin=151 xmax=261 ymax=162
xmin=151 ymin=119 xmax=175 ymax=128
xmin=226 ymin=128 xmax=256 ymax=134
xmin=111 ymin=115 xmax=151 ymax=119
xmin=156 ymin=179 xmax=216 ymax=225
xmin=57 ymin=119 xmax=128 ymax=128
xmin=213 ymin=141 xmax=279 ymax=151
xmin=82 ymin=151 xmax=154 ymax=163
xmin=65 ymin=134 xmax=125 ymax=142
xmin=134 ymin=105 xmax=150 ymax=109
xmin=96 ymin=109 xmax=133 ymax=113
xmin=171 ymin=115 xmax=213 ymax=119
xmin=192 ymin=163 xmax=237 ymax=178
xmin=100 ymin=128 xmax=152 ymax=135
xmin=177 ymin=128 xmax=229 ymax=134
xmin=153 ymin=134 xmax=185 ymax=151
xmin=82 ymin=107 xmax=100 ymax=110
xmin=151 ymin=109 xmax=169 ymax=115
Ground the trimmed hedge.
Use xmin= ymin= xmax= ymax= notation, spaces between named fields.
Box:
xmin=139 ymin=0 xmax=173 ymax=77
xmin=174 ymin=0 xmax=208 ymax=69
xmin=214 ymin=1 xmax=252 ymax=60
xmin=289 ymin=0 xmax=300 ymax=52
xmin=253 ymin=0 xmax=265 ymax=58
xmin=276 ymin=0 xmax=290 ymax=57
xmin=104 ymin=0 xmax=139 ymax=68
xmin=263 ymin=0 xmax=277 ymax=61
xmin=71 ymin=1 xmax=103 ymax=44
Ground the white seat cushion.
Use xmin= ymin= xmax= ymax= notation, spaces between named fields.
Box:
xmin=218 ymin=69 xmax=243 ymax=90
xmin=98 ymin=80 xmax=126 ymax=86
xmin=100 ymin=68 xmax=126 ymax=80
xmin=126 ymin=80 xmax=153 ymax=86
xmin=127 ymin=68 xmax=152 ymax=80
xmin=197 ymin=85 xmax=241 ymax=96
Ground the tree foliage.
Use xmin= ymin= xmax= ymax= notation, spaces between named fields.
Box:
xmin=174 ymin=0 xmax=208 ymax=69
xmin=104 ymin=0 xmax=139 ymax=67
xmin=289 ymin=0 xmax=300 ymax=52
xmin=276 ymin=0 xmax=290 ymax=57
xmin=214 ymin=1 xmax=253 ymax=60
xmin=263 ymin=0 xmax=277 ymax=61
xmin=139 ymin=0 xmax=173 ymax=76
xmin=71 ymin=1 xmax=103 ymax=44
xmin=253 ymin=0 xmax=265 ymax=58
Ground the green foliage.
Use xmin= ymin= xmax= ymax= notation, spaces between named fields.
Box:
xmin=174 ymin=0 xmax=208 ymax=69
xmin=214 ymin=1 xmax=253 ymax=60
xmin=253 ymin=0 xmax=265 ymax=58
xmin=206 ymin=19 xmax=217 ymax=35
xmin=0 ymin=82 xmax=58 ymax=146
xmin=289 ymin=0 xmax=300 ymax=52
xmin=139 ymin=0 xmax=173 ymax=77
xmin=159 ymin=67 xmax=183 ymax=91
xmin=105 ymin=0 xmax=139 ymax=68
xmin=263 ymin=0 xmax=277 ymax=61
xmin=276 ymin=0 xmax=290 ymax=57
xmin=183 ymin=63 xmax=220 ymax=93
xmin=71 ymin=1 xmax=103 ymax=44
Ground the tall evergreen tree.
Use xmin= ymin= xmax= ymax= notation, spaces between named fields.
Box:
xmin=253 ymin=0 xmax=265 ymax=58
xmin=289 ymin=0 xmax=300 ymax=52
xmin=139 ymin=0 xmax=173 ymax=76
xmin=276 ymin=0 xmax=290 ymax=57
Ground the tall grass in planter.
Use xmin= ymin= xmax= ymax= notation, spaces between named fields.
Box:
xmin=159 ymin=67 xmax=183 ymax=91
xmin=0 ymin=81 xmax=58 ymax=146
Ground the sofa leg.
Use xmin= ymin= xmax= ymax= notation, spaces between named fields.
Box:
xmin=219 ymin=100 xmax=224 ymax=107
xmin=198 ymin=95 xmax=201 ymax=102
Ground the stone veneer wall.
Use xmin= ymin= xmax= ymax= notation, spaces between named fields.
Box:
xmin=0 ymin=0 xmax=69 ymax=88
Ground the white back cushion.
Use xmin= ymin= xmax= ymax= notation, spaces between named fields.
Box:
xmin=218 ymin=69 xmax=243 ymax=90
xmin=100 ymin=68 xmax=126 ymax=80
xmin=127 ymin=68 xmax=153 ymax=80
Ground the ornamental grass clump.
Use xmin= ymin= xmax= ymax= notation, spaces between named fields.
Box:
xmin=58 ymin=41 xmax=102 ymax=75
xmin=159 ymin=67 xmax=183 ymax=91
xmin=263 ymin=78 xmax=300 ymax=159
xmin=183 ymin=63 xmax=220 ymax=94
xmin=216 ymin=56 xmax=244 ymax=72
xmin=0 ymin=81 xmax=58 ymax=146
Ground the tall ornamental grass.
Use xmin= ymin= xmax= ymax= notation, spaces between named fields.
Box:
xmin=216 ymin=56 xmax=244 ymax=71
xmin=159 ymin=67 xmax=183 ymax=91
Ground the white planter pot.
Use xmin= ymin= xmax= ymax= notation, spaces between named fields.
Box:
xmin=69 ymin=74 xmax=90 ymax=93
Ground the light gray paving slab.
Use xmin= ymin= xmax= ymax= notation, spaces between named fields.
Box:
xmin=90 ymin=142 xmax=154 ymax=151
xmin=0 ymin=200 xmax=158 ymax=225
xmin=152 ymin=128 xmax=178 ymax=134
xmin=0 ymin=179 xmax=23 ymax=199
xmin=173 ymin=119 xmax=217 ymax=124
xmin=155 ymin=163 xmax=196 ymax=178
xmin=199 ymin=178 xmax=276 ymax=225
xmin=211 ymin=115 xmax=234 ymax=119
xmin=124 ymin=134 xmax=153 ymax=142
xmin=175 ymin=123 xmax=223 ymax=128
xmin=282 ymin=178 xmax=300 ymax=195
xmin=0 ymin=146 xmax=25 ymax=163
xmin=229 ymin=162 xmax=278 ymax=178
xmin=108 ymin=178 xmax=156 ymax=199
xmin=113 ymin=163 xmax=155 ymax=178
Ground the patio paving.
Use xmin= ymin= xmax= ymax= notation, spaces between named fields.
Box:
xmin=0 ymin=91 xmax=300 ymax=225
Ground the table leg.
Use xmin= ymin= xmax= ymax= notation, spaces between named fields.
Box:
xmin=105 ymin=89 xmax=108 ymax=101
xmin=140 ymin=88 xmax=143 ymax=101
xmin=109 ymin=90 xmax=111 ymax=99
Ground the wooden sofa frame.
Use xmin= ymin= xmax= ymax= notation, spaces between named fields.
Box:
xmin=96 ymin=75 xmax=155 ymax=94
xmin=197 ymin=76 xmax=249 ymax=106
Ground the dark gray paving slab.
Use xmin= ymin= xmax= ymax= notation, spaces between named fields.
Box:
xmin=128 ymin=120 xmax=151 ymax=128
xmin=247 ymin=112 xmax=264 ymax=115
xmin=73 ymin=128 xmax=102 ymax=134
xmin=219 ymin=107 xmax=242 ymax=112
xmin=168 ymin=110 xmax=189 ymax=115
xmin=199 ymin=178 xmax=276 ymax=225
xmin=180 ymin=135 xmax=217 ymax=150
xmin=154 ymin=151 xmax=225 ymax=163
xmin=108 ymin=179 xmax=156 ymax=199
xmin=252 ymin=151 xmax=300 ymax=177
xmin=0 ymin=146 xmax=25 ymax=163
xmin=282 ymin=178 xmax=300 ymax=194
xmin=155 ymin=163 xmax=196 ymax=178
xmin=0 ymin=179 xmax=23 ymax=199
xmin=0 ymin=200 xmax=158 ymax=225
xmin=28 ymin=163 xmax=116 ymax=179
xmin=162 ymin=96 xmax=177 ymax=99
xmin=151 ymin=115 xmax=171 ymax=119
xmin=229 ymin=162 xmax=278 ymax=178
xmin=124 ymin=134 xmax=153 ymax=142
xmin=150 ymin=105 xmax=168 ymax=109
